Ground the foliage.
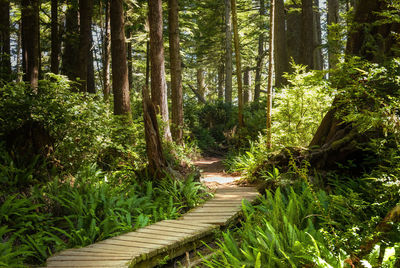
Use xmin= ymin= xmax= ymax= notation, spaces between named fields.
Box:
xmin=272 ymin=64 xmax=333 ymax=147
xmin=0 ymin=164 xmax=208 ymax=266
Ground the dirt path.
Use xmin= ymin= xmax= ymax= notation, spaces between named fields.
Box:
xmin=194 ymin=157 xmax=241 ymax=188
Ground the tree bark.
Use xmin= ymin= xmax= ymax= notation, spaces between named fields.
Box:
xmin=78 ymin=0 xmax=93 ymax=92
xmin=196 ymin=68 xmax=206 ymax=101
xmin=148 ymin=0 xmax=172 ymax=141
xmin=103 ymin=0 xmax=111 ymax=101
xmin=0 ymin=0 xmax=11 ymax=82
xmin=126 ymin=29 xmax=133 ymax=91
xmin=254 ymin=0 xmax=266 ymax=101
xmin=50 ymin=0 xmax=59 ymax=74
xmin=62 ymin=0 xmax=79 ymax=81
xmin=274 ymin=0 xmax=289 ymax=87
xmin=231 ymin=0 xmax=244 ymax=127
xmin=87 ymin=32 xmax=96 ymax=93
xmin=243 ymin=67 xmax=251 ymax=104
xmin=300 ymin=0 xmax=314 ymax=69
xmin=313 ymin=0 xmax=323 ymax=70
xmin=217 ymin=62 xmax=224 ymax=99
xmin=224 ymin=0 xmax=233 ymax=103
xmin=168 ymin=0 xmax=184 ymax=144
xmin=266 ymin=0 xmax=275 ymax=149
xmin=21 ymin=0 xmax=39 ymax=89
xmin=286 ymin=3 xmax=302 ymax=65
xmin=110 ymin=0 xmax=131 ymax=117
xmin=327 ymin=0 xmax=339 ymax=69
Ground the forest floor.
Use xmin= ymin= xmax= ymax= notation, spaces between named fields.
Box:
xmin=194 ymin=157 xmax=241 ymax=188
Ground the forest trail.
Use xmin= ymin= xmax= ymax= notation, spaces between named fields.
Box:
xmin=194 ymin=157 xmax=241 ymax=186
xmin=45 ymin=159 xmax=258 ymax=268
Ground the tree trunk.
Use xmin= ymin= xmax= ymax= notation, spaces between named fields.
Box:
xmin=286 ymin=3 xmax=302 ymax=65
xmin=110 ymin=0 xmax=131 ymax=117
xmin=16 ymin=20 xmax=22 ymax=82
xmin=300 ymin=0 xmax=314 ymax=69
xmin=327 ymin=0 xmax=339 ymax=69
xmin=148 ymin=0 xmax=172 ymax=141
xmin=196 ymin=68 xmax=206 ymax=101
xmin=103 ymin=0 xmax=111 ymax=101
xmin=62 ymin=0 xmax=79 ymax=81
xmin=254 ymin=0 xmax=266 ymax=101
xmin=87 ymin=33 xmax=95 ymax=93
xmin=274 ymin=0 xmax=289 ymax=87
xmin=50 ymin=0 xmax=59 ymax=74
xmin=243 ymin=67 xmax=251 ymax=104
xmin=21 ymin=0 xmax=39 ymax=89
xmin=0 ymin=0 xmax=11 ymax=83
xmin=313 ymin=0 xmax=323 ymax=70
xmin=168 ymin=0 xmax=184 ymax=144
xmin=217 ymin=62 xmax=224 ymax=99
xmin=78 ymin=0 xmax=93 ymax=92
xmin=266 ymin=0 xmax=275 ymax=149
xmin=231 ymin=0 xmax=244 ymax=127
xmin=224 ymin=0 xmax=233 ymax=103
xmin=126 ymin=29 xmax=133 ymax=91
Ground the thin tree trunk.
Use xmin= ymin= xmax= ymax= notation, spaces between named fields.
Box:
xmin=196 ymin=68 xmax=206 ymax=101
xmin=87 ymin=34 xmax=95 ymax=93
xmin=126 ymin=29 xmax=133 ymax=91
xmin=327 ymin=0 xmax=339 ymax=69
xmin=266 ymin=0 xmax=275 ymax=149
xmin=0 ymin=0 xmax=11 ymax=82
xmin=78 ymin=0 xmax=93 ymax=92
xmin=231 ymin=0 xmax=244 ymax=127
xmin=62 ymin=0 xmax=79 ymax=81
xmin=110 ymin=0 xmax=131 ymax=117
xmin=301 ymin=0 xmax=314 ymax=69
xmin=16 ymin=20 xmax=22 ymax=82
xmin=50 ymin=0 xmax=59 ymax=74
xmin=313 ymin=0 xmax=323 ymax=70
xmin=274 ymin=0 xmax=289 ymax=87
xmin=103 ymin=0 xmax=111 ymax=100
xmin=243 ymin=67 xmax=251 ymax=104
xmin=168 ymin=0 xmax=183 ymax=144
xmin=21 ymin=0 xmax=39 ymax=89
xmin=148 ymin=0 xmax=172 ymax=141
xmin=217 ymin=62 xmax=224 ymax=99
xmin=254 ymin=0 xmax=265 ymax=101
xmin=224 ymin=0 xmax=233 ymax=103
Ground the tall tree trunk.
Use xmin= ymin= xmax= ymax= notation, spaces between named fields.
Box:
xmin=126 ymin=29 xmax=133 ymax=91
xmin=274 ymin=0 xmax=289 ymax=87
xmin=243 ymin=67 xmax=251 ymax=104
xmin=266 ymin=0 xmax=275 ymax=149
xmin=313 ymin=0 xmax=323 ymax=70
xmin=148 ymin=0 xmax=172 ymax=141
xmin=254 ymin=0 xmax=266 ymax=101
xmin=62 ymin=0 xmax=79 ymax=81
xmin=110 ymin=0 xmax=131 ymax=117
xmin=168 ymin=0 xmax=183 ymax=144
xmin=16 ymin=20 xmax=22 ymax=82
xmin=21 ymin=0 xmax=39 ymax=89
xmin=224 ymin=0 xmax=233 ymax=103
xmin=78 ymin=0 xmax=93 ymax=92
xmin=196 ymin=68 xmax=206 ymax=101
xmin=0 ymin=0 xmax=11 ymax=83
xmin=327 ymin=0 xmax=339 ymax=69
xmin=300 ymin=0 xmax=314 ymax=69
xmin=103 ymin=0 xmax=111 ymax=100
xmin=217 ymin=62 xmax=224 ymax=99
xmin=50 ymin=0 xmax=59 ymax=74
xmin=231 ymin=0 xmax=244 ymax=127
xmin=87 ymin=33 xmax=95 ymax=93
xmin=286 ymin=3 xmax=302 ymax=65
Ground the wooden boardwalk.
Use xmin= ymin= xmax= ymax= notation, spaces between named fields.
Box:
xmin=45 ymin=186 xmax=259 ymax=268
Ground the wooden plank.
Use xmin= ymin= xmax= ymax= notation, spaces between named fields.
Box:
xmin=142 ymin=224 xmax=198 ymax=234
xmin=47 ymin=255 xmax=132 ymax=261
xmin=98 ymin=238 xmax=164 ymax=250
xmin=162 ymin=220 xmax=214 ymax=228
xmin=158 ymin=221 xmax=211 ymax=230
xmin=123 ymin=231 xmax=184 ymax=241
xmin=46 ymin=260 xmax=129 ymax=267
xmin=110 ymin=236 xmax=171 ymax=246
xmin=87 ymin=243 xmax=146 ymax=254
